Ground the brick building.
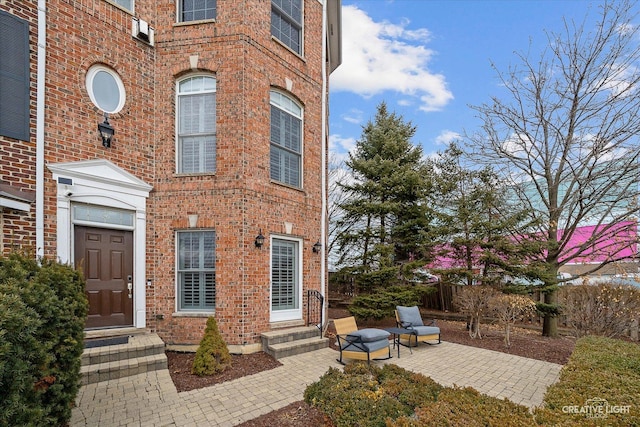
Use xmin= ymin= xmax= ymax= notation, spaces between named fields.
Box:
xmin=1 ymin=0 xmax=342 ymax=350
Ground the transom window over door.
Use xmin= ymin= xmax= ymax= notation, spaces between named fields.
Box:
xmin=177 ymin=75 xmax=216 ymax=174
xmin=271 ymin=238 xmax=300 ymax=313
xmin=177 ymin=231 xmax=216 ymax=311
xmin=270 ymin=91 xmax=302 ymax=188
xmin=271 ymin=0 xmax=302 ymax=54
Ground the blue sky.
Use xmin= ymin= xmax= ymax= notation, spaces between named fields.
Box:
xmin=328 ymin=0 xmax=613 ymax=160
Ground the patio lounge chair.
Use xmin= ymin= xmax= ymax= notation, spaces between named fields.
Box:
xmin=333 ymin=316 xmax=391 ymax=365
xmin=395 ymin=305 xmax=441 ymax=346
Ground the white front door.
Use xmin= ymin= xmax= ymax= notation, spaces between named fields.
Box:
xmin=270 ymin=237 xmax=302 ymax=322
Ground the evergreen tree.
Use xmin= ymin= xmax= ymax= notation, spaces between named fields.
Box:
xmin=335 ymin=102 xmax=432 ymax=291
xmin=428 ymin=143 xmax=543 ymax=287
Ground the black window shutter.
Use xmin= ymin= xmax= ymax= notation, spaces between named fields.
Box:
xmin=0 ymin=11 xmax=30 ymax=141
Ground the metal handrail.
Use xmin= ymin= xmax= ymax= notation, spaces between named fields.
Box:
xmin=306 ymin=289 xmax=324 ymax=338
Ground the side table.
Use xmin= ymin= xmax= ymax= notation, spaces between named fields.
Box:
xmin=384 ymin=327 xmax=417 ymax=358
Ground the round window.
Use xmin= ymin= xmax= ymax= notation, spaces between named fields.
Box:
xmin=86 ymin=65 xmax=126 ymax=114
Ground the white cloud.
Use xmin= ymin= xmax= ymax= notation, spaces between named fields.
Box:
xmin=330 ymin=5 xmax=453 ymax=112
xmin=342 ymin=108 xmax=364 ymax=124
xmin=435 ymin=130 xmax=461 ymax=146
xmin=329 ymin=134 xmax=357 ymax=163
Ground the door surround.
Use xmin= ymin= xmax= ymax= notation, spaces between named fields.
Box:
xmin=48 ymin=159 xmax=152 ymax=329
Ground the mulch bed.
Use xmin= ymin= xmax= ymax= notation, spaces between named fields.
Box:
xmin=167 ymin=351 xmax=282 ymax=392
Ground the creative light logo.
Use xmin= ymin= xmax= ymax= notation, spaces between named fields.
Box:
xmin=562 ymin=397 xmax=631 ymax=419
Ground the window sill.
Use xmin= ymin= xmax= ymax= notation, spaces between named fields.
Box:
xmin=174 ymin=19 xmax=216 ymax=27
xmin=175 ymin=172 xmax=216 ymax=178
xmin=270 ymin=179 xmax=304 ymax=193
xmin=104 ymin=0 xmax=134 ymax=15
xmin=172 ymin=311 xmax=214 ymax=318
xmin=271 ymin=36 xmax=306 ymax=62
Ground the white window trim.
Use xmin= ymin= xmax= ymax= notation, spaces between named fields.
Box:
xmin=270 ymin=90 xmax=304 ymax=189
xmin=176 ymin=0 xmax=217 ymax=23
xmin=107 ymin=0 xmax=134 ymax=13
xmin=86 ymin=64 xmax=126 ymax=114
xmin=174 ymin=229 xmax=216 ymax=313
xmin=271 ymin=0 xmax=304 ymax=57
xmin=175 ymin=74 xmax=217 ymax=174
xmin=269 ymin=234 xmax=303 ymax=322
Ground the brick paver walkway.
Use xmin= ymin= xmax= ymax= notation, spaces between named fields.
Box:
xmin=71 ymin=342 xmax=562 ymax=426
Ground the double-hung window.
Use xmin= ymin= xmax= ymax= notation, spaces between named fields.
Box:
xmin=270 ymin=91 xmax=302 ymax=188
xmin=271 ymin=0 xmax=302 ymax=54
xmin=177 ymin=76 xmax=216 ymax=174
xmin=179 ymin=0 xmax=216 ymax=22
xmin=177 ymin=231 xmax=216 ymax=311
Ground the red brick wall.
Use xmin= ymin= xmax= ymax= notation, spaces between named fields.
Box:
xmin=42 ymin=0 xmax=156 ymax=258
xmin=35 ymin=0 xmax=326 ymax=347
xmin=150 ymin=0 xmax=326 ymax=345
xmin=0 ymin=1 xmax=38 ymax=253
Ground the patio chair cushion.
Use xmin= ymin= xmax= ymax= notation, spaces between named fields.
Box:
xmin=340 ymin=336 xmax=390 ymax=353
xmin=396 ymin=305 xmax=424 ymax=327
xmin=410 ymin=325 xmax=440 ymax=336
xmin=346 ymin=328 xmax=390 ymax=343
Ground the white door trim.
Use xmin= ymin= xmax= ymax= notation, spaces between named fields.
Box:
xmin=48 ymin=159 xmax=152 ymax=329
xmin=269 ymin=234 xmax=303 ymax=322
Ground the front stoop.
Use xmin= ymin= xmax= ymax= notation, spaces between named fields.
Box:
xmin=261 ymin=326 xmax=329 ymax=359
xmin=80 ymin=332 xmax=167 ymax=385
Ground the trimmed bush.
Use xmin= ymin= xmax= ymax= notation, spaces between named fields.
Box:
xmin=0 ymin=289 xmax=47 ymax=425
xmin=535 ymin=336 xmax=640 ymax=426
xmin=392 ymin=386 xmax=536 ymax=427
xmin=304 ymin=363 xmax=442 ymax=427
xmin=348 ymin=285 xmax=436 ymax=320
xmin=0 ymin=252 xmax=88 ymax=426
xmin=192 ymin=317 xmax=232 ymax=376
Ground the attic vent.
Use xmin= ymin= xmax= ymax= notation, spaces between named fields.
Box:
xmin=132 ymin=17 xmax=154 ymax=46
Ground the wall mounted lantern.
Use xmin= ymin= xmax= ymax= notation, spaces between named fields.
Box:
xmin=313 ymin=241 xmax=322 ymax=253
xmin=98 ymin=112 xmax=115 ymax=148
xmin=255 ymin=229 xmax=265 ymax=248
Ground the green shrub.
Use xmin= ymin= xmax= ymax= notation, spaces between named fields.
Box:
xmin=391 ymin=386 xmax=536 ymax=427
xmin=535 ymin=336 xmax=640 ymax=426
xmin=0 ymin=252 xmax=88 ymax=426
xmin=304 ymin=363 xmax=442 ymax=427
xmin=0 ymin=289 xmax=47 ymax=425
xmin=348 ymin=285 xmax=436 ymax=320
xmin=192 ymin=317 xmax=232 ymax=376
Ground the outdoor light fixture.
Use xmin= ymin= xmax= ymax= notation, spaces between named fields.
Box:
xmin=313 ymin=241 xmax=322 ymax=253
xmin=255 ymin=229 xmax=265 ymax=248
xmin=98 ymin=112 xmax=115 ymax=148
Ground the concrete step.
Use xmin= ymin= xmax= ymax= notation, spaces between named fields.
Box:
xmin=264 ymin=336 xmax=330 ymax=359
xmin=81 ymin=333 xmax=167 ymax=385
xmin=261 ymin=325 xmax=323 ymax=345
